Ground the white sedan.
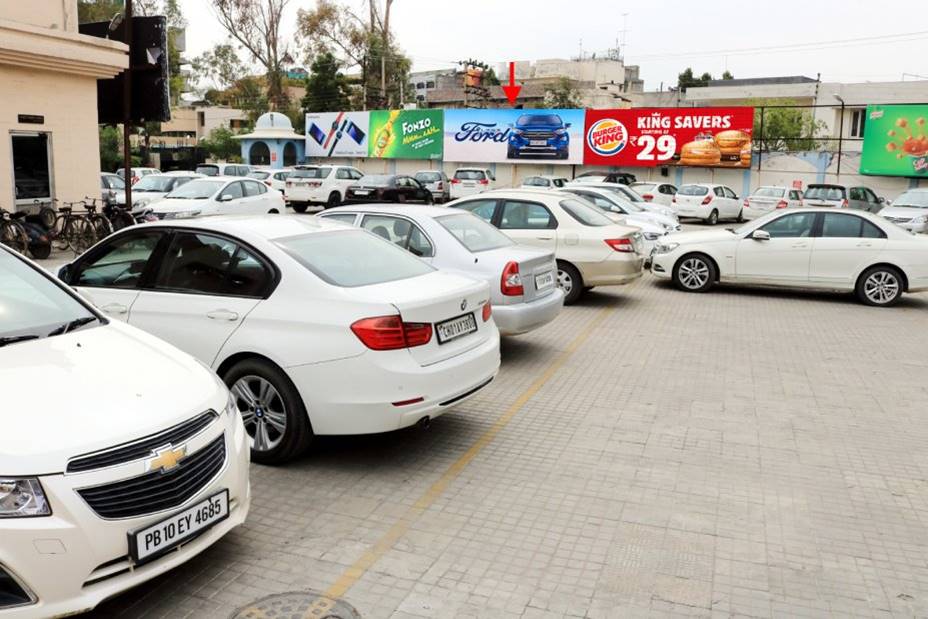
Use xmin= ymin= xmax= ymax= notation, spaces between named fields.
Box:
xmin=319 ymin=204 xmax=565 ymax=335
xmin=562 ymin=186 xmax=681 ymax=231
xmin=0 ymin=245 xmax=249 ymax=617
xmin=569 ymin=180 xmax=678 ymax=219
xmin=651 ymin=208 xmax=928 ymax=306
xmin=58 ymin=216 xmax=501 ymax=463
xmin=149 ymin=177 xmax=285 ymax=220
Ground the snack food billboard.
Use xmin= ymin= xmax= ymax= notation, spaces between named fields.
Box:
xmin=443 ymin=109 xmax=585 ymax=165
xmin=859 ymin=105 xmax=928 ymax=177
xmin=305 ymin=111 xmax=370 ymax=158
xmin=583 ymin=107 xmax=754 ymax=168
xmin=368 ymin=109 xmax=443 ymax=159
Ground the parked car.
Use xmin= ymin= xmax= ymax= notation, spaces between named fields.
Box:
xmin=0 ymin=244 xmax=250 ymax=617
xmin=414 ymin=170 xmax=451 ymax=203
xmin=629 ymin=182 xmax=677 ymax=207
xmin=672 ymin=183 xmax=743 ymax=224
xmin=450 ymin=168 xmax=496 ymax=199
xmin=878 ymin=188 xmax=928 ymax=233
xmin=801 ymin=184 xmax=885 ymax=213
xmin=507 ymin=113 xmax=571 ymax=159
xmin=116 ymin=167 xmax=160 ymax=185
xmin=562 ymin=186 xmax=681 ymax=231
xmin=101 ymin=172 xmax=126 ymax=206
xmin=448 ymin=189 xmax=644 ymax=304
xmin=195 ymin=163 xmax=252 ymax=177
xmin=320 ymin=205 xmax=564 ymax=335
xmin=345 ymin=174 xmax=434 ymax=204
xmin=147 ymin=177 xmax=285 ymax=219
xmin=130 ymin=171 xmax=204 ymax=210
xmin=743 ymin=186 xmax=803 ymax=218
xmin=571 ymin=180 xmax=677 ymax=219
xmin=58 ymin=216 xmax=501 ymax=463
xmin=285 ymin=164 xmax=364 ymax=212
xmin=521 ymin=175 xmax=569 ymax=189
xmin=650 ymin=208 xmax=928 ymax=306
xmin=572 ymin=171 xmax=637 ymax=185
xmin=248 ymin=168 xmax=292 ymax=194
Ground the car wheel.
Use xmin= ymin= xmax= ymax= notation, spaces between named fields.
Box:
xmin=292 ymin=203 xmax=308 ymax=214
xmin=397 ymin=193 xmax=407 ymax=203
xmin=29 ymin=241 xmax=51 ymax=260
xmin=556 ymin=261 xmax=584 ymax=305
xmin=326 ymin=192 xmax=340 ymax=209
xmin=673 ymin=254 xmax=716 ymax=293
xmin=268 ymin=208 xmax=280 ymax=214
xmin=424 ymin=193 xmax=434 ymax=204
xmin=856 ymin=265 xmax=903 ymax=307
xmin=736 ymin=209 xmax=744 ymax=223
xmin=224 ymin=358 xmax=313 ymax=465
xmin=706 ymin=209 xmax=719 ymax=225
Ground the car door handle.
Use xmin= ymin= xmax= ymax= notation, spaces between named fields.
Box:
xmin=535 ymin=236 xmax=554 ymax=241
xmin=791 ymin=242 xmax=808 ymax=248
xmin=206 ymin=309 xmax=239 ymax=321
xmin=857 ymin=241 xmax=872 ymax=247
xmin=100 ymin=303 xmax=128 ymax=315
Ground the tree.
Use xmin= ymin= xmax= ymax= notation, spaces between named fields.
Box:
xmin=226 ymin=76 xmax=268 ymax=122
xmin=721 ymin=70 xmax=734 ymax=80
xmin=483 ymin=67 xmax=501 ymax=87
xmin=302 ymin=51 xmax=350 ymax=113
xmin=677 ymin=68 xmax=715 ymax=91
xmin=544 ymin=77 xmax=581 ymax=109
xmin=210 ymin=0 xmax=292 ymax=111
xmin=99 ymin=126 xmax=122 ymax=172
xmin=200 ymin=126 xmax=242 ymax=161
xmin=752 ymin=99 xmax=827 ymax=152
xmin=192 ymin=43 xmax=248 ymax=92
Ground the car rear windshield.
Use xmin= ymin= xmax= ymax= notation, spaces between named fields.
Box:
xmin=560 ymin=199 xmax=612 ymax=226
xmin=805 ymin=185 xmax=845 ymax=200
xmin=166 ymin=180 xmax=224 ymax=199
xmin=195 ymin=165 xmax=219 ymax=176
xmin=454 ymin=170 xmax=486 ymax=181
xmin=893 ymin=190 xmax=928 ymax=208
xmin=415 ymin=172 xmax=442 ymax=182
xmin=134 ymin=175 xmax=177 ymax=192
xmin=522 ymin=177 xmax=549 ymax=186
xmin=358 ymin=175 xmax=394 ymax=187
xmin=754 ymin=187 xmax=785 ymax=198
xmin=289 ymin=167 xmax=331 ymax=179
xmin=632 ymin=183 xmax=656 ymax=192
xmin=678 ymin=185 xmax=709 ymax=196
xmin=248 ymin=171 xmax=270 ymax=180
xmin=277 ymin=230 xmax=433 ymax=287
xmin=437 ymin=213 xmax=513 ymax=252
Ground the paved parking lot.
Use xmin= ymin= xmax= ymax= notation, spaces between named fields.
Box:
xmin=76 ymin=267 xmax=928 ymax=619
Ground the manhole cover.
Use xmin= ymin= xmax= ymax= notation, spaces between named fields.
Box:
xmin=232 ymin=590 xmax=361 ymax=619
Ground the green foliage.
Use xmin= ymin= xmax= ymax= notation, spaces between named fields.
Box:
xmin=226 ymin=77 xmax=269 ymax=122
xmin=677 ymin=67 xmax=721 ymax=91
xmin=752 ymin=99 xmax=827 ymax=152
xmin=544 ymin=77 xmax=581 ymax=109
xmin=200 ymin=126 xmax=241 ymax=161
xmin=721 ymin=70 xmax=734 ymax=80
xmin=77 ymin=0 xmax=122 ymax=23
xmin=192 ymin=43 xmax=247 ymax=93
xmin=99 ymin=126 xmax=122 ymax=173
xmin=483 ymin=67 xmax=501 ymax=87
xmin=302 ymin=52 xmax=350 ymax=113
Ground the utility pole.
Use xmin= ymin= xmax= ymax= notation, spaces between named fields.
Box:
xmin=122 ymin=0 xmax=133 ymax=209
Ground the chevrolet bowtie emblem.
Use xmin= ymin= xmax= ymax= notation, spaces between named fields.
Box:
xmin=146 ymin=444 xmax=187 ymax=473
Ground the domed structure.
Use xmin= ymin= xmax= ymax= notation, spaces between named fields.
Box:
xmin=234 ymin=112 xmax=306 ymax=168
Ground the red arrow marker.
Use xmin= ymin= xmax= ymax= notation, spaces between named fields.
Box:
xmin=502 ymin=61 xmax=521 ymax=106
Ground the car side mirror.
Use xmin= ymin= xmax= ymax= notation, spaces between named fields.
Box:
xmin=57 ymin=264 xmax=71 ymax=282
xmin=565 ymin=122 xmax=572 ymax=128
xmin=751 ymin=230 xmax=770 ymax=241
xmin=219 ymin=194 xmax=234 ymax=202
xmin=878 ymin=196 xmax=885 ymax=203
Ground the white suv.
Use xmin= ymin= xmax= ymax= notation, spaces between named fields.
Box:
xmin=450 ymin=168 xmax=496 ymax=199
xmin=285 ymin=165 xmax=364 ymax=213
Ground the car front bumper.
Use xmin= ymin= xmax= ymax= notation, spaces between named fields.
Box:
xmin=0 ymin=413 xmax=250 ymax=618
xmin=649 ymin=251 xmax=676 ymax=280
xmin=493 ymin=288 xmax=564 ymax=336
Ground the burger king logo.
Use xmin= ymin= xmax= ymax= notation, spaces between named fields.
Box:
xmin=587 ymin=118 xmax=628 ymax=157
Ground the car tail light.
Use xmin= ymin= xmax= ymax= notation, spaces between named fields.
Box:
xmin=701 ymin=195 xmax=712 ymax=205
xmin=500 ymin=261 xmax=524 ymax=296
xmin=478 ymin=178 xmax=489 ymax=185
xmin=605 ymin=238 xmax=635 ymax=253
xmin=286 ymin=181 xmax=292 ymax=187
xmin=350 ymin=315 xmax=432 ymax=350
xmin=776 ymin=200 xmax=788 ymax=209
xmin=743 ymin=199 xmax=750 ymax=208
xmin=482 ymin=303 xmax=492 ymax=322
xmin=841 ymin=199 xmax=848 ymax=208
xmin=309 ymin=181 xmax=322 ymax=188
xmin=450 ymin=178 xmax=461 ymax=184
xmin=641 ymin=193 xmax=654 ymax=201
xmin=436 ymin=182 xmax=443 ymax=190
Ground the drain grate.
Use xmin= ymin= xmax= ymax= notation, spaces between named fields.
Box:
xmin=232 ymin=590 xmax=361 ymax=619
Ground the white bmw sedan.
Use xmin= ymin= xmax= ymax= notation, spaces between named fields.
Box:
xmin=0 ymin=245 xmax=249 ymax=617
xmin=58 ymin=216 xmax=501 ymax=464
xmin=319 ymin=204 xmax=565 ymax=335
xmin=148 ymin=177 xmax=285 ymax=220
xmin=651 ymin=208 xmax=928 ymax=306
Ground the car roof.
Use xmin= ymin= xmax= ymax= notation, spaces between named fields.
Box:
xmin=473 ymin=188 xmax=572 ymax=200
xmin=454 ymin=167 xmax=489 ymax=171
xmin=325 ymin=204 xmax=459 ymax=218
xmin=158 ymin=171 xmax=204 ymax=177
xmin=142 ymin=214 xmax=350 ymax=243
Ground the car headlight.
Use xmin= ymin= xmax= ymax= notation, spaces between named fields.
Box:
xmin=554 ymin=128 xmax=567 ymax=135
xmin=165 ymin=210 xmax=201 ymax=220
xmin=0 ymin=478 xmax=50 ymax=518
xmin=654 ymin=242 xmax=680 ymax=255
xmin=913 ymin=215 xmax=928 ymax=224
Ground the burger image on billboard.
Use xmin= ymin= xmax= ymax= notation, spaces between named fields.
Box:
xmin=714 ymin=129 xmax=751 ymax=157
xmin=586 ymin=118 xmax=628 ymax=157
xmin=679 ymin=137 xmax=722 ymax=166
xmin=507 ymin=113 xmax=571 ymax=159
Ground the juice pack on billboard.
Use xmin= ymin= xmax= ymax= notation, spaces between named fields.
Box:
xmin=860 ymin=105 xmax=928 ymax=177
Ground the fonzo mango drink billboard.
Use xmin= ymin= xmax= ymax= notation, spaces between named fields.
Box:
xmin=368 ymin=109 xmax=443 ymax=159
xmin=859 ymin=105 xmax=928 ymax=177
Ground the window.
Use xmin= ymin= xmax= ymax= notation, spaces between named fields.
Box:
xmin=243 ymin=181 xmax=265 ymax=197
xmin=759 ymin=213 xmax=816 ymax=238
xmin=850 ymin=109 xmax=866 ymax=138
xmin=456 ymin=199 xmax=497 ymax=222
xmin=336 ymin=168 xmax=352 ymax=180
xmin=220 ymin=182 xmax=244 ymax=201
xmin=454 ymin=169 xmax=487 ymax=181
xmin=723 ymin=187 xmax=737 ymax=199
xmin=416 ymin=172 xmax=442 ymax=183
xmin=864 ymin=188 xmax=879 ymax=203
xmin=407 ymin=226 xmax=434 ymax=257
xmin=805 ymin=185 xmax=845 ymax=201
xmin=522 ymin=177 xmax=548 ymax=187
xmin=350 ymin=169 xmax=364 ymax=180
xmin=678 ymin=185 xmax=709 ymax=196
xmin=12 ymin=133 xmax=51 ymax=203
xmin=156 ymin=233 xmax=246 ymax=295
xmin=290 ymin=167 xmax=331 ymax=179
xmin=849 ymin=187 xmax=865 ymax=201
xmin=249 ymin=142 xmax=271 ymax=166
xmin=660 ymin=185 xmax=676 ymax=195
xmin=226 ymin=248 xmax=272 ymax=297
xmin=499 ymin=201 xmax=555 ymax=230
xmin=559 ymin=199 xmax=612 ymax=226
xmin=820 ymin=213 xmax=885 ymax=238
xmin=789 ymin=190 xmax=801 ymax=201
xmin=426 ymin=80 xmax=435 ymax=88
xmin=321 ymin=213 xmax=358 ymax=225
xmin=197 ymin=111 xmax=205 ymax=128
xmin=437 ymin=213 xmax=513 ymax=253
xmin=552 ymin=178 xmax=566 ymax=188
xmin=360 ymin=215 xmax=434 ymax=257
xmin=75 ymin=232 xmax=163 ymax=289
xmin=416 ymin=81 xmax=425 ymax=89
xmin=713 ymin=187 xmax=726 ymax=198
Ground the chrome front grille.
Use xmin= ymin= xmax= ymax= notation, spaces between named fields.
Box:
xmin=522 ymin=131 xmax=555 ymax=140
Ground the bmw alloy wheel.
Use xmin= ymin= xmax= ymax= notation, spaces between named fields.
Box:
xmin=678 ymin=257 xmax=710 ymax=290
xmin=232 ymin=375 xmax=288 ymax=452
xmin=863 ymin=271 xmax=900 ymax=305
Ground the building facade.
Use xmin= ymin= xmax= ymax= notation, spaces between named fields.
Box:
xmin=235 ymin=112 xmax=305 ymax=168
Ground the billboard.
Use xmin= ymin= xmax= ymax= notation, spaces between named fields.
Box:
xmin=583 ymin=107 xmax=755 ymax=168
xmin=443 ymin=109 xmax=585 ymax=165
xmin=305 ymin=111 xmax=370 ymax=158
xmin=859 ymin=105 xmax=928 ymax=177
xmin=369 ymin=109 xmax=443 ymax=159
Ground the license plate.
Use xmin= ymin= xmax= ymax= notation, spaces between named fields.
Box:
xmin=354 ymin=190 xmax=370 ymax=196
xmin=128 ymin=490 xmax=229 ymax=564
xmin=535 ymin=271 xmax=555 ymax=290
xmin=436 ymin=313 xmax=477 ymax=344
xmin=529 ymin=139 xmax=547 ymax=146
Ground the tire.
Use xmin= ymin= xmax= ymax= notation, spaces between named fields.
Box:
xmin=52 ymin=215 xmax=71 ymax=251
xmin=68 ymin=218 xmax=95 ymax=253
xmin=292 ymin=203 xmax=308 ymax=214
xmin=39 ymin=206 xmax=57 ymax=230
xmin=326 ymin=192 xmax=340 ymax=209
xmin=556 ymin=261 xmax=584 ymax=305
xmin=0 ymin=222 xmax=28 ymax=255
xmin=706 ymin=209 xmax=719 ymax=225
xmin=90 ymin=214 xmax=113 ymax=239
xmin=424 ymin=193 xmax=434 ymax=204
xmin=397 ymin=193 xmax=407 ymax=203
xmin=673 ymin=253 xmax=716 ymax=293
xmin=224 ymin=358 xmax=313 ymax=465
xmin=112 ymin=210 xmax=135 ymax=231
xmin=856 ymin=265 xmax=903 ymax=307
xmin=29 ymin=241 xmax=51 ymax=260
xmin=268 ymin=209 xmax=280 ymax=214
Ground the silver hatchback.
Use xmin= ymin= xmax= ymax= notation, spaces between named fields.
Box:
xmin=414 ymin=170 xmax=450 ymax=203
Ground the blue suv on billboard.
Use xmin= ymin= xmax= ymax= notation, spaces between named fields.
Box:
xmin=507 ymin=113 xmax=571 ymax=160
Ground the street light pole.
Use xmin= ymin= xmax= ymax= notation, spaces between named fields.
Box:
xmin=833 ymin=93 xmax=845 ymax=179
xmin=122 ymin=0 xmax=133 ymax=209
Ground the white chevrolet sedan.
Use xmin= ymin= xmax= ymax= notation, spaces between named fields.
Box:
xmin=319 ymin=204 xmax=565 ymax=335
xmin=651 ymin=208 xmax=928 ymax=306
xmin=59 ymin=216 xmax=500 ymax=464
xmin=0 ymin=245 xmax=250 ymax=617
xmin=149 ymin=177 xmax=285 ymax=220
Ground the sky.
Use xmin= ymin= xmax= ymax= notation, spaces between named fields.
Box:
xmin=179 ymin=0 xmax=928 ymax=90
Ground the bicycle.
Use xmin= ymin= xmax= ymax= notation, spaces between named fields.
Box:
xmin=53 ymin=202 xmax=95 ymax=253
xmin=0 ymin=208 xmax=30 ymax=256
xmin=100 ymin=196 xmax=135 ymax=231
xmin=82 ymin=198 xmax=115 ymax=240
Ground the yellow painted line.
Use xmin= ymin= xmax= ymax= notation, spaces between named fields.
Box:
xmin=323 ymin=306 xmax=613 ymax=600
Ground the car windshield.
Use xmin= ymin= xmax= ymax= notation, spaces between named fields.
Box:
xmin=248 ymin=171 xmax=270 ymax=180
xmin=805 ymin=185 xmax=845 ymax=200
xmin=678 ymin=185 xmax=709 ymax=196
xmin=134 ymin=175 xmax=178 ymax=192
xmin=754 ymin=187 xmax=785 ymax=198
xmin=195 ymin=165 xmax=220 ymax=176
xmin=0 ymin=249 xmax=99 ymax=345
xmin=560 ymin=199 xmax=613 ymax=226
xmin=595 ymin=189 xmax=644 ymax=212
xmin=437 ymin=213 xmax=513 ymax=252
xmin=276 ymin=230 xmax=433 ymax=287
xmin=166 ymin=180 xmax=224 ymax=199
xmin=892 ymin=191 xmax=928 ymax=208
xmin=415 ymin=172 xmax=442 ymax=182
xmin=517 ymin=114 xmax=561 ymax=126
xmin=358 ymin=175 xmax=394 ymax=187
xmin=108 ymin=175 xmax=126 ymax=190
xmin=522 ymin=177 xmax=549 ymax=186
xmin=290 ymin=167 xmax=331 ymax=179
xmin=454 ymin=170 xmax=486 ymax=181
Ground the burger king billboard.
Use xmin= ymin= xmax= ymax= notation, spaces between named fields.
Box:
xmin=583 ymin=107 xmax=754 ymax=168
